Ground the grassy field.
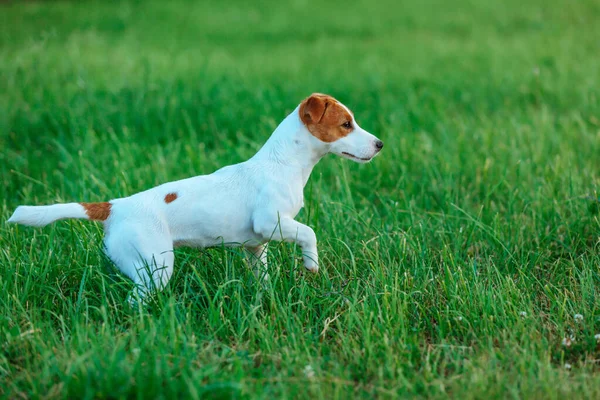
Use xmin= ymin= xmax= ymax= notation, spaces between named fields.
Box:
xmin=1 ymin=0 xmax=600 ymax=398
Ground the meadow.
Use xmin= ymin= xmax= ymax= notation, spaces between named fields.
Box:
xmin=1 ymin=0 xmax=600 ymax=398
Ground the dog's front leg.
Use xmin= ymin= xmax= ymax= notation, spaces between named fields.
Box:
xmin=246 ymin=243 xmax=269 ymax=282
xmin=253 ymin=215 xmax=318 ymax=273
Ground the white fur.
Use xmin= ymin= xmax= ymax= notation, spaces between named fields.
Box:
xmin=8 ymin=100 xmax=383 ymax=300
xmin=8 ymin=203 xmax=88 ymax=227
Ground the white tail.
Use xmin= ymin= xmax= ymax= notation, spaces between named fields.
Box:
xmin=7 ymin=203 xmax=89 ymax=227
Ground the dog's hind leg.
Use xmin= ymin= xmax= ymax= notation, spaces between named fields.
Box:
xmin=104 ymin=225 xmax=175 ymax=304
xmin=128 ymin=250 xmax=175 ymax=303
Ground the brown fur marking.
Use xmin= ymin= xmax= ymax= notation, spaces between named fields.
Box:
xmin=164 ymin=193 xmax=178 ymax=204
xmin=299 ymin=93 xmax=354 ymax=143
xmin=81 ymin=202 xmax=111 ymax=221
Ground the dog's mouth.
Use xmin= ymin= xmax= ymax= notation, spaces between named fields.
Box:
xmin=341 ymin=152 xmax=372 ymax=162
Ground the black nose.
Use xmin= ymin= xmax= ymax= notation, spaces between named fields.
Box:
xmin=375 ymin=140 xmax=384 ymax=150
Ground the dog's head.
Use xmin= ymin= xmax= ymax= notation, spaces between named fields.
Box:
xmin=299 ymin=93 xmax=383 ymax=163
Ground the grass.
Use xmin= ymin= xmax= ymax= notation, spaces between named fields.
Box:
xmin=1 ymin=0 xmax=600 ymax=398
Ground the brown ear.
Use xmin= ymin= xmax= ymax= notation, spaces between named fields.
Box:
xmin=300 ymin=94 xmax=329 ymax=125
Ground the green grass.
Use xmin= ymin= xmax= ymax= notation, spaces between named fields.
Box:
xmin=1 ymin=0 xmax=600 ymax=398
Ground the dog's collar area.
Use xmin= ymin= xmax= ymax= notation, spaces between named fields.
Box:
xmin=342 ymin=152 xmax=372 ymax=161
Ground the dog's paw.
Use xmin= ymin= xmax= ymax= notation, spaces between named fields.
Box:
xmin=303 ymin=258 xmax=319 ymax=273
xmin=304 ymin=264 xmax=319 ymax=273
xmin=302 ymin=250 xmax=319 ymax=273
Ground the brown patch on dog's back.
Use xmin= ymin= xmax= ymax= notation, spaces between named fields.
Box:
xmin=299 ymin=93 xmax=354 ymax=143
xmin=81 ymin=202 xmax=111 ymax=221
xmin=164 ymin=193 xmax=178 ymax=204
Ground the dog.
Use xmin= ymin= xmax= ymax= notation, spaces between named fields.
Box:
xmin=8 ymin=93 xmax=384 ymax=300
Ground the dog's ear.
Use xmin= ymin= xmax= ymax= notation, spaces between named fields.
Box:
xmin=300 ymin=94 xmax=329 ymax=125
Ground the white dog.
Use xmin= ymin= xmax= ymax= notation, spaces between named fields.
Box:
xmin=8 ymin=93 xmax=384 ymax=300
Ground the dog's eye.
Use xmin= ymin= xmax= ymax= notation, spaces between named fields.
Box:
xmin=342 ymin=121 xmax=352 ymax=129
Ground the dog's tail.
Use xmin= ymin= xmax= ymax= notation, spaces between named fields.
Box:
xmin=7 ymin=202 xmax=112 ymax=227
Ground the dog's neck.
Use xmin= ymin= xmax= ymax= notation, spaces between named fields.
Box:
xmin=251 ymin=106 xmax=328 ymax=186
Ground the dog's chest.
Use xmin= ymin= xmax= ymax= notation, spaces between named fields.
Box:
xmin=291 ymin=193 xmax=304 ymax=217
xmin=280 ymin=177 xmax=305 ymax=217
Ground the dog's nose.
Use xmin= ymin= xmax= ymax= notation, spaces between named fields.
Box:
xmin=375 ymin=140 xmax=384 ymax=150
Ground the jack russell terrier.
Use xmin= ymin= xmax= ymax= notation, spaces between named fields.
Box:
xmin=8 ymin=93 xmax=384 ymax=300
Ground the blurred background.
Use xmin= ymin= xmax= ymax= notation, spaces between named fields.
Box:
xmin=2 ymin=0 xmax=598 ymax=208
